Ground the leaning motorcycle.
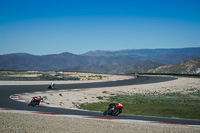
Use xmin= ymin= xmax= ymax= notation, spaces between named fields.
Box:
xmin=48 ymin=83 xmax=54 ymax=89
xmin=28 ymin=97 xmax=41 ymax=107
xmin=103 ymin=103 xmax=123 ymax=116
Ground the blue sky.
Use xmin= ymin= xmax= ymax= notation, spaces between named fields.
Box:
xmin=0 ymin=0 xmax=200 ymax=55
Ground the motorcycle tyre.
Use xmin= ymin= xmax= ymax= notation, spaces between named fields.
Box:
xmin=103 ymin=110 xmax=108 ymax=115
xmin=31 ymin=104 xmax=36 ymax=107
xmin=28 ymin=101 xmax=36 ymax=107
xmin=112 ymin=109 xmax=121 ymax=116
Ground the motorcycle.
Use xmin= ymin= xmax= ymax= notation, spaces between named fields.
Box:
xmin=48 ymin=82 xmax=54 ymax=89
xmin=103 ymin=103 xmax=123 ymax=116
xmin=135 ymin=73 xmax=139 ymax=78
xmin=28 ymin=96 xmax=41 ymax=107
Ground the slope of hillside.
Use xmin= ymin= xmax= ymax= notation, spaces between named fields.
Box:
xmin=144 ymin=58 xmax=200 ymax=74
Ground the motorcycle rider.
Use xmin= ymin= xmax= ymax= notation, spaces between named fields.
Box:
xmin=48 ymin=82 xmax=54 ymax=89
xmin=35 ymin=96 xmax=41 ymax=105
xmin=135 ymin=73 xmax=139 ymax=78
xmin=108 ymin=102 xmax=116 ymax=110
xmin=51 ymin=82 xmax=54 ymax=88
xmin=28 ymin=96 xmax=41 ymax=106
xmin=31 ymin=96 xmax=41 ymax=105
xmin=103 ymin=102 xmax=123 ymax=116
xmin=107 ymin=102 xmax=119 ymax=113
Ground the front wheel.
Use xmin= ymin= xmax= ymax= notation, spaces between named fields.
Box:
xmin=31 ymin=103 xmax=36 ymax=107
xmin=28 ymin=101 xmax=36 ymax=107
xmin=113 ymin=109 xmax=121 ymax=116
xmin=103 ymin=110 xmax=108 ymax=115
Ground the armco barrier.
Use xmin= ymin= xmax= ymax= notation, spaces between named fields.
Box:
xmin=137 ymin=73 xmax=200 ymax=77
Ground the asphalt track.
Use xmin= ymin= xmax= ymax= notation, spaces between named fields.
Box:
xmin=0 ymin=76 xmax=200 ymax=126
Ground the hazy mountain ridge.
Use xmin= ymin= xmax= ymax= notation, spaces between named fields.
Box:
xmin=0 ymin=47 xmax=200 ymax=74
xmin=64 ymin=60 xmax=161 ymax=74
xmin=0 ymin=52 xmax=144 ymax=71
xmin=82 ymin=47 xmax=200 ymax=57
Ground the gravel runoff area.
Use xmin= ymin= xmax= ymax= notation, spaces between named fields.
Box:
xmin=1 ymin=111 xmax=200 ymax=133
xmin=1 ymin=74 xmax=200 ymax=132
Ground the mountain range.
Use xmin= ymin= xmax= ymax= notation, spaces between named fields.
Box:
xmin=0 ymin=47 xmax=200 ymax=74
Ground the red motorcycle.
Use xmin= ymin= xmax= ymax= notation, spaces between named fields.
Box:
xmin=103 ymin=103 xmax=123 ymax=116
xmin=28 ymin=96 xmax=41 ymax=107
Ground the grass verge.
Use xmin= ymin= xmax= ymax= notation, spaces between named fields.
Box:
xmin=78 ymin=90 xmax=200 ymax=120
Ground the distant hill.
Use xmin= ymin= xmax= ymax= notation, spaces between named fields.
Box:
xmin=82 ymin=47 xmax=200 ymax=65
xmin=0 ymin=47 xmax=200 ymax=74
xmin=0 ymin=52 xmax=151 ymax=71
xmin=63 ymin=60 xmax=161 ymax=74
xmin=0 ymin=52 xmax=87 ymax=70
xmin=82 ymin=47 xmax=200 ymax=57
xmin=140 ymin=57 xmax=200 ymax=74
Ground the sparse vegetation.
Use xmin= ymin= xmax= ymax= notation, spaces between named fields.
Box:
xmin=39 ymin=74 xmax=48 ymax=78
xmin=74 ymin=74 xmax=107 ymax=80
xmin=79 ymin=91 xmax=200 ymax=120
xmin=96 ymin=96 xmax=104 ymax=100
xmin=59 ymin=102 xmax=64 ymax=106
xmin=0 ymin=71 xmax=80 ymax=81
xmin=102 ymin=91 xmax=108 ymax=94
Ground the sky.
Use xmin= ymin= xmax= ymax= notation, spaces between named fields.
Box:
xmin=0 ymin=0 xmax=200 ymax=55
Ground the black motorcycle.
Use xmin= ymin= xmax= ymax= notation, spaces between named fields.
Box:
xmin=48 ymin=83 xmax=55 ymax=89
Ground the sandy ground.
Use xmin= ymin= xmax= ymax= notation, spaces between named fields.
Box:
xmin=1 ymin=111 xmax=200 ymax=133
xmin=1 ymin=74 xmax=200 ymax=132
xmin=20 ymin=77 xmax=200 ymax=110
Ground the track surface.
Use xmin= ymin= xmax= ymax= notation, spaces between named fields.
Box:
xmin=0 ymin=76 xmax=200 ymax=126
